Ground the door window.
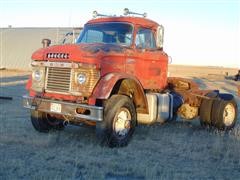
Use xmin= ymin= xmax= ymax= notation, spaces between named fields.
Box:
xmin=135 ymin=28 xmax=156 ymax=49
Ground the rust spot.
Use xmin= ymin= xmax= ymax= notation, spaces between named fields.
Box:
xmin=117 ymin=79 xmax=148 ymax=114
xmin=146 ymin=79 xmax=157 ymax=87
xmin=76 ymin=107 xmax=90 ymax=115
xmin=149 ymin=67 xmax=161 ymax=76
xmin=167 ymin=77 xmax=213 ymax=107
xmin=178 ymin=103 xmax=198 ymax=119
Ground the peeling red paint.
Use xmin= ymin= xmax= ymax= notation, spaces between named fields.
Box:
xmin=167 ymin=77 xmax=215 ymax=106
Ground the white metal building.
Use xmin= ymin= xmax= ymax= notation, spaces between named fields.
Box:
xmin=0 ymin=27 xmax=81 ymax=70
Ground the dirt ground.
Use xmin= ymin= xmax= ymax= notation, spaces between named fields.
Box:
xmin=0 ymin=65 xmax=240 ymax=179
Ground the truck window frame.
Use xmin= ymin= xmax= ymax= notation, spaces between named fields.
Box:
xmin=135 ymin=27 xmax=157 ymax=50
xmin=76 ymin=22 xmax=134 ymax=47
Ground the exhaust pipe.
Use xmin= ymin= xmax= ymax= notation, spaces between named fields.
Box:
xmin=41 ymin=39 xmax=51 ymax=48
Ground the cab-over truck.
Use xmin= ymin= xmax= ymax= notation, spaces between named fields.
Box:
xmin=23 ymin=9 xmax=238 ymax=147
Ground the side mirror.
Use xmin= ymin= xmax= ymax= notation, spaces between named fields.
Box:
xmin=156 ymin=25 xmax=164 ymax=50
xmin=62 ymin=32 xmax=73 ymax=44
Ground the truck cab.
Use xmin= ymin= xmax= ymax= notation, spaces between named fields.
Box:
xmin=77 ymin=16 xmax=168 ymax=89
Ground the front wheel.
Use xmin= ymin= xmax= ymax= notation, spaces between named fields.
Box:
xmin=96 ymin=95 xmax=136 ymax=147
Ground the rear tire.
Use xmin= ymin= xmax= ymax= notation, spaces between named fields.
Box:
xmin=31 ymin=110 xmax=64 ymax=132
xmin=96 ymin=95 xmax=136 ymax=147
xmin=211 ymin=99 xmax=238 ymax=130
xmin=199 ymin=98 xmax=214 ymax=127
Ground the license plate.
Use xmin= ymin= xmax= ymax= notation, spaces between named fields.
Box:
xmin=50 ymin=103 xmax=62 ymax=113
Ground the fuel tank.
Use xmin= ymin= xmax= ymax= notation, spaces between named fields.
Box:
xmin=137 ymin=92 xmax=183 ymax=124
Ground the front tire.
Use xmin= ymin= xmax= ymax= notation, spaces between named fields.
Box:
xmin=31 ymin=110 xmax=64 ymax=132
xmin=96 ymin=95 xmax=136 ymax=147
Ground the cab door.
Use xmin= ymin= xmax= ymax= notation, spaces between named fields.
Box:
xmin=126 ymin=27 xmax=168 ymax=90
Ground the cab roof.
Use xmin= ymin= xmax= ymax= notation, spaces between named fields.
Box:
xmin=86 ymin=16 xmax=159 ymax=28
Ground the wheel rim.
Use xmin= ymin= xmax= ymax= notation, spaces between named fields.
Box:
xmin=113 ymin=107 xmax=131 ymax=139
xmin=223 ymin=103 xmax=236 ymax=126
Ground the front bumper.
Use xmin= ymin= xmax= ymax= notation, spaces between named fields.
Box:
xmin=23 ymin=95 xmax=103 ymax=121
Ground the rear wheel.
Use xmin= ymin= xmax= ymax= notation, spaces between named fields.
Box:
xmin=211 ymin=99 xmax=237 ymax=130
xmin=199 ymin=98 xmax=214 ymax=127
xmin=96 ymin=95 xmax=136 ymax=147
xmin=31 ymin=110 xmax=64 ymax=132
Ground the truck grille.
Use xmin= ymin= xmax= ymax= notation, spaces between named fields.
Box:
xmin=46 ymin=67 xmax=71 ymax=92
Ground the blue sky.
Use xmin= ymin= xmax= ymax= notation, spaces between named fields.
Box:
xmin=0 ymin=0 xmax=239 ymax=67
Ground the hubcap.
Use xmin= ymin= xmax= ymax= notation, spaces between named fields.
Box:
xmin=223 ymin=103 xmax=236 ymax=126
xmin=113 ymin=107 xmax=131 ymax=138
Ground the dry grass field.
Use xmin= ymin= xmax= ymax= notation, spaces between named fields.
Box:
xmin=0 ymin=65 xmax=240 ymax=179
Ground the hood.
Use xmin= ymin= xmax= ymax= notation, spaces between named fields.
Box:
xmin=31 ymin=43 xmax=125 ymax=65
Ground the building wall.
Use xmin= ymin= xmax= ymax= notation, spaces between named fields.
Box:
xmin=0 ymin=28 xmax=78 ymax=70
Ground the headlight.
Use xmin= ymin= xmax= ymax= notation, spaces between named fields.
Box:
xmin=71 ymin=68 xmax=100 ymax=96
xmin=31 ymin=66 xmax=45 ymax=92
xmin=76 ymin=73 xmax=87 ymax=84
xmin=32 ymin=70 xmax=42 ymax=81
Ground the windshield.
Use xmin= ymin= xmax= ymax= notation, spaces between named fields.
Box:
xmin=77 ymin=22 xmax=133 ymax=46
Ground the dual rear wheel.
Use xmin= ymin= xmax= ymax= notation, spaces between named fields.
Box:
xmin=200 ymin=97 xmax=237 ymax=130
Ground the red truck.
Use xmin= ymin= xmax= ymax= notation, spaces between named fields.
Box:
xmin=23 ymin=9 xmax=238 ymax=147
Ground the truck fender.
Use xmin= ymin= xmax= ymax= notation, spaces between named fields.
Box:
xmin=89 ymin=73 xmax=148 ymax=114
